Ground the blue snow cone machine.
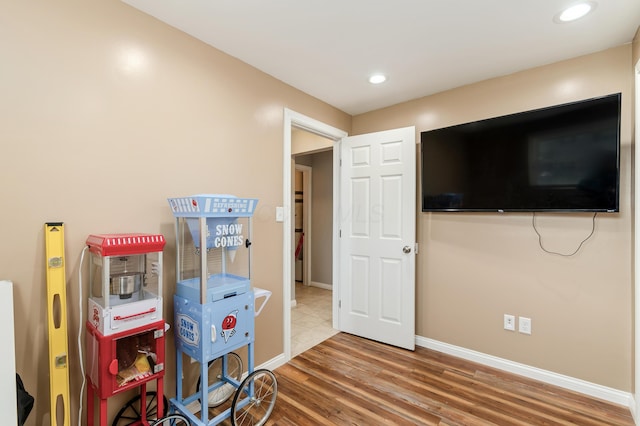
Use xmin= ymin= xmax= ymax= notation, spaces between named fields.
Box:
xmin=167 ymin=194 xmax=276 ymax=426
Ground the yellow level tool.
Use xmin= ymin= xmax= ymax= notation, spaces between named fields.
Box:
xmin=45 ymin=222 xmax=71 ymax=426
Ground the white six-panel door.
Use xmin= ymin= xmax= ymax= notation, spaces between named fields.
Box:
xmin=338 ymin=126 xmax=416 ymax=350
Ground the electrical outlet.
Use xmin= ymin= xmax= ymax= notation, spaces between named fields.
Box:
xmin=519 ymin=316 xmax=532 ymax=335
xmin=503 ymin=314 xmax=515 ymax=331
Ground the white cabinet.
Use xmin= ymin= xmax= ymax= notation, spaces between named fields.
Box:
xmin=0 ymin=281 xmax=17 ymax=425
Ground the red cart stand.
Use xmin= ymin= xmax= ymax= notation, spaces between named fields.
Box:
xmin=84 ymin=234 xmax=166 ymax=426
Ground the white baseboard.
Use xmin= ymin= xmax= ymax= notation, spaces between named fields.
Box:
xmin=258 ymin=352 xmax=287 ymax=372
xmin=416 ymin=336 xmax=632 ymax=409
xmin=290 ymin=299 xmax=297 ymax=308
xmin=269 ymin=333 xmax=634 ymax=418
xmin=310 ymin=281 xmax=332 ymax=290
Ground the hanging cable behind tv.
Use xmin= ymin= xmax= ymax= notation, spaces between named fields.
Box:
xmin=532 ymin=212 xmax=597 ymax=256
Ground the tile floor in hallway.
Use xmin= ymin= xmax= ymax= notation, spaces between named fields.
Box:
xmin=291 ymin=282 xmax=339 ymax=357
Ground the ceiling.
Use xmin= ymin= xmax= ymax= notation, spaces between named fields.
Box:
xmin=122 ymin=0 xmax=640 ymax=115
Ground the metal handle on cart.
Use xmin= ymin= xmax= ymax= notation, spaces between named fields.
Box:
xmin=113 ymin=307 xmax=157 ymax=321
xmin=253 ymin=288 xmax=271 ymax=317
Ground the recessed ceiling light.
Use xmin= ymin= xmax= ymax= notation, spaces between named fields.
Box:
xmin=369 ymin=74 xmax=387 ymax=84
xmin=555 ymin=2 xmax=596 ymax=23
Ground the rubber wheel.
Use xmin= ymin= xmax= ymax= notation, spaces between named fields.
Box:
xmin=112 ymin=390 xmax=168 ymax=426
xmin=196 ymin=352 xmax=243 ymax=408
xmin=151 ymin=413 xmax=190 ymax=426
xmin=231 ymin=369 xmax=277 ymax=426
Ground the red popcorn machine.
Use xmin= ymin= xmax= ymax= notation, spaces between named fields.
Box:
xmin=84 ymin=233 xmax=167 ymax=426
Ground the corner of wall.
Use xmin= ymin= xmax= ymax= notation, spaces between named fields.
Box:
xmin=633 ymin=25 xmax=640 ymax=66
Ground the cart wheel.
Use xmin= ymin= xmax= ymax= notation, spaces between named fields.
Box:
xmin=112 ymin=390 xmax=168 ymax=426
xmin=231 ymin=369 xmax=277 ymax=426
xmin=151 ymin=413 xmax=190 ymax=426
xmin=196 ymin=352 xmax=243 ymax=408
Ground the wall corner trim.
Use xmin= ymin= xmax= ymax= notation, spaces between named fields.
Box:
xmin=415 ymin=335 xmax=632 ymax=409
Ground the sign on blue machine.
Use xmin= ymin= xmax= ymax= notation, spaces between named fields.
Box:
xmin=174 ymin=291 xmax=254 ymax=361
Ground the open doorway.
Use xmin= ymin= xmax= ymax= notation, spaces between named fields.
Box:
xmin=282 ymin=109 xmax=348 ymax=361
xmin=291 ymin=146 xmax=337 ymax=357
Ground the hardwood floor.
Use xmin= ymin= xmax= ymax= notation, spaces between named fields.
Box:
xmin=268 ymin=333 xmax=634 ymax=425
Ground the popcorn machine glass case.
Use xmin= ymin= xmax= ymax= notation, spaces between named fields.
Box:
xmin=86 ymin=234 xmax=165 ymax=335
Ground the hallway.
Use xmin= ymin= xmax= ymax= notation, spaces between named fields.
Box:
xmin=291 ymin=283 xmax=338 ymax=357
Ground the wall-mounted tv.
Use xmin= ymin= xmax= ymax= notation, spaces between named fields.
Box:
xmin=421 ymin=93 xmax=621 ymax=213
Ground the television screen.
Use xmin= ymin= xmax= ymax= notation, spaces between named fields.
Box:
xmin=421 ymin=93 xmax=621 ymax=212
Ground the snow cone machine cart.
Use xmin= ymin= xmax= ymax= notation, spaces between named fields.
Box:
xmin=84 ymin=233 xmax=167 ymax=426
xmin=167 ymin=194 xmax=277 ymax=426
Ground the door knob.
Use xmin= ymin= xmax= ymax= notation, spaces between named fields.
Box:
xmin=403 ymin=246 xmax=412 ymax=254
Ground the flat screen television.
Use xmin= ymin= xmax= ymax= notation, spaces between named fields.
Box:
xmin=421 ymin=93 xmax=621 ymax=213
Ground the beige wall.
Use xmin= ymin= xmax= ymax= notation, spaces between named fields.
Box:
xmin=1 ymin=1 xmax=350 ymax=425
xmin=295 ymin=151 xmax=334 ymax=286
xmin=309 ymin=151 xmax=334 ymax=286
xmin=353 ymin=45 xmax=634 ymax=391
xmin=3 ymin=1 xmax=638 ymax=423
xmin=634 ymin=27 xmax=640 ymax=65
xmin=292 ymin=128 xmax=334 ymax=155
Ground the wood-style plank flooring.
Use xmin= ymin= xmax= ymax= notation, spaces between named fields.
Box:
xmin=267 ymin=333 xmax=633 ymax=425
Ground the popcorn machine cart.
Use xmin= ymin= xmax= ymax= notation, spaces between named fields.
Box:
xmin=167 ymin=194 xmax=277 ymax=426
xmin=84 ymin=233 xmax=167 ymax=426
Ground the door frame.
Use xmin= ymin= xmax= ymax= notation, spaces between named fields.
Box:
xmin=294 ymin=163 xmax=312 ymax=289
xmin=634 ymin=58 xmax=639 ymax=422
xmin=282 ymin=109 xmax=348 ymax=361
